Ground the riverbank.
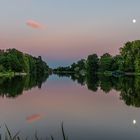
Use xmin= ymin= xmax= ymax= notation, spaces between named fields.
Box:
xmin=53 ymin=71 xmax=75 ymax=74
xmin=0 ymin=72 xmax=27 ymax=77
xmin=53 ymin=70 xmax=140 ymax=77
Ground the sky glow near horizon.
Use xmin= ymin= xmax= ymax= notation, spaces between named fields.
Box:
xmin=0 ymin=0 xmax=140 ymax=67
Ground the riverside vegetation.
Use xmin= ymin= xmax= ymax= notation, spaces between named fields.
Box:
xmin=0 ymin=48 xmax=49 ymax=77
xmin=53 ymin=40 xmax=140 ymax=76
xmin=1 ymin=40 xmax=140 ymax=77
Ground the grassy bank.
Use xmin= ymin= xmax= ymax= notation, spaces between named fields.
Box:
xmin=0 ymin=72 xmax=27 ymax=77
xmin=0 ymin=72 xmax=15 ymax=77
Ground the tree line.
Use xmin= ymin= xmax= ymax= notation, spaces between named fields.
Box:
xmin=0 ymin=48 xmax=49 ymax=75
xmin=54 ymin=40 xmax=140 ymax=75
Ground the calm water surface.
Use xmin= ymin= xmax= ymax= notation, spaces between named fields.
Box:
xmin=0 ymin=74 xmax=140 ymax=140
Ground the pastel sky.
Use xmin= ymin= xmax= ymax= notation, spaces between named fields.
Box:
xmin=0 ymin=0 xmax=140 ymax=67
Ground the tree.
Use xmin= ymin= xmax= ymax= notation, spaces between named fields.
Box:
xmin=0 ymin=65 xmax=5 ymax=72
xmin=0 ymin=48 xmax=49 ymax=74
xmin=111 ymin=55 xmax=123 ymax=71
xmin=120 ymin=40 xmax=140 ymax=73
xmin=77 ymin=59 xmax=86 ymax=70
xmin=99 ymin=53 xmax=113 ymax=71
xmin=86 ymin=54 xmax=99 ymax=73
xmin=135 ymin=56 xmax=140 ymax=73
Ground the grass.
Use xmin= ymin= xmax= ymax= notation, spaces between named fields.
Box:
xmin=0 ymin=123 xmax=68 ymax=140
xmin=0 ymin=72 xmax=15 ymax=77
xmin=0 ymin=72 xmax=27 ymax=77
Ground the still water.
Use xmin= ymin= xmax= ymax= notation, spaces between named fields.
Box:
xmin=0 ymin=74 xmax=140 ymax=140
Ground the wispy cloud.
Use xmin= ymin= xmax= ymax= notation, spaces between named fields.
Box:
xmin=26 ymin=114 xmax=41 ymax=123
xmin=26 ymin=20 xmax=46 ymax=29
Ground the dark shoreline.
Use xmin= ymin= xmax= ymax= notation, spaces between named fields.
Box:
xmin=53 ymin=71 xmax=140 ymax=76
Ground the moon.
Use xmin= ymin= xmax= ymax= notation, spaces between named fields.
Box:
xmin=133 ymin=120 xmax=136 ymax=125
xmin=133 ymin=19 xmax=136 ymax=23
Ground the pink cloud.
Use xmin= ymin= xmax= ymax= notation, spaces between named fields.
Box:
xmin=26 ymin=20 xmax=46 ymax=29
xmin=26 ymin=114 xmax=41 ymax=123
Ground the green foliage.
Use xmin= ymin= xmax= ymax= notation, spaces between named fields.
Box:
xmin=53 ymin=66 xmax=71 ymax=73
xmin=53 ymin=40 xmax=140 ymax=75
xmin=70 ymin=63 xmax=77 ymax=71
xmin=77 ymin=59 xmax=86 ymax=70
xmin=99 ymin=53 xmax=113 ymax=72
xmin=70 ymin=59 xmax=86 ymax=73
xmin=0 ymin=65 xmax=5 ymax=72
xmin=55 ymin=71 xmax=140 ymax=107
xmin=120 ymin=40 xmax=140 ymax=72
xmin=53 ymin=59 xmax=86 ymax=75
xmin=86 ymin=74 xmax=99 ymax=92
xmin=111 ymin=55 xmax=123 ymax=71
xmin=135 ymin=56 xmax=140 ymax=73
xmin=0 ymin=74 xmax=49 ymax=98
xmin=99 ymin=75 xmax=113 ymax=93
xmin=86 ymin=54 xmax=99 ymax=73
xmin=0 ymin=48 xmax=49 ymax=74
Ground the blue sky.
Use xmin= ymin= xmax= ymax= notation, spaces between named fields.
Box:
xmin=0 ymin=0 xmax=140 ymax=67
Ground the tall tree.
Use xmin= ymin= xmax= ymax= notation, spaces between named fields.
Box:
xmin=99 ymin=53 xmax=112 ymax=72
xmin=86 ymin=54 xmax=99 ymax=73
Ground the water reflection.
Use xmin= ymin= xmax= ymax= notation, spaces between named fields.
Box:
xmin=0 ymin=74 xmax=49 ymax=98
xmin=0 ymin=72 xmax=140 ymax=107
xmin=0 ymin=73 xmax=140 ymax=139
xmin=26 ymin=114 xmax=41 ymax=123
xmin=56 ymin=73 xmax=140 ymax=107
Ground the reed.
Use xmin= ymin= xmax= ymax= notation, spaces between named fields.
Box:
xmin=0 ymin=123 xmax=68 ymax=140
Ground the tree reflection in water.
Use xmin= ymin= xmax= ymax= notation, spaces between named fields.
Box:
xmin=1 ymin=72 xmax=140 ymax=107
xmin=55 ymin=73 xmax=140 ymax=108
xmin=0 ymin=73 xmax=49 ymax=98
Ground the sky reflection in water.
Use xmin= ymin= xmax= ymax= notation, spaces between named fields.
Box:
xmin=0 ymin=74 xmax=140 ymax=140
